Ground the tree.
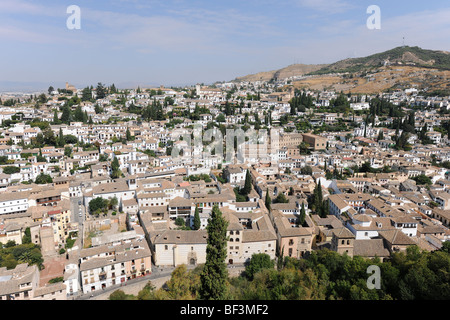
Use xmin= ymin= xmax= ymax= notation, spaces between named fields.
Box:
xmin=299 ymin=142 xmax=311 ymax=155
xmin=301 ymin=166 xmax=313 ymax=175
xmin=58 ymin=128 xmax=65 ymax=147
xmin=74 ymin=106 xmax=85 ymax=122
xmin=111 ymin=157 xmax=121 ymax=179
xmin=165 ymin=264 xmax=200 ymax=300
xmin=94 ymin=104 xmax=104 ymax=114
xmin=109 ymin=290 xmax=133 ymax=300
xmin=311 ymin=180 xmax=327 ymax=217
xmin=193 ymin=206 xmax=201 ymax=230
xmin=216 ymin=113 xmax=226 ymax=123
xmin=395 ymin=131 xmax=411 ymax=151
xmin=43 ymin=128 xmax=57 ymax=146
xmin=89 ymin=197 xmax=108 ymax=214
xmin=412 ymin=175 xmax=432 ymax=186
xmin=299 ymin=203 xmax=306 ymax=226
xmin=35 ymin=174 xmax=52 ymax=184
xmin=136 ymin=281 xmax=156 ymax=300
xmin=199 ymin=205 xmax=229 ymax=300
xmin=64 ymin=146 xmax=72 ymax=157
xmin=274 ymin=193 xmax=289 ymax=204
xmin=64 ymin=134 xmax=78 ymax=145
xmin=96 ymin=82 xmax=107 ymax=99
xmin=3 ymin=166 xmax=20 ymax=174
xmin=265 ymin=189 xmax=271 ymax=212
xmin=109 ymin=196 xmax=118 ymax=210
xmin=37 ymin=93 xmax=47 ymax=104
xmin=175 ymin=217 xmax=185 ymax=227
xmin=242 ymin=169 xmax=252 ymax=196
xmin=110 ymin=83 xmax=117 ymax=94
xmin=81 ymin=86 xmax=93 ymax=102
xmin=245 ymin=253 xmax=275 ymax=280
xmin=126 ymin=128 xmax=133 ymax=141
xmin=52 ymin=109 xmax=60 ymax=125
xmin=22 ymin=227 xmax=31 ymax=244
xmin=48 ymin=86 xmax=54 ymax=95
xmin=60 ymin=105 xmax=72 ymax=124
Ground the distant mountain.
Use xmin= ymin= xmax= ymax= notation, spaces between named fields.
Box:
xmin=232 ymin=46 xmax=450 ymax=83
xmin=308 ymin=46 xmax=450 ymax=75
xmin=233 ymin=63 xmax=327 ymax=82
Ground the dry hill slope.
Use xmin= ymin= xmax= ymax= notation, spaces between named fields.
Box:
xmin=234 ymin=64 xmax=327 ymax=82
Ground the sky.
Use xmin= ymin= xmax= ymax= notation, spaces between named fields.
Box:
xmin=0 ymin=0 xmax=450 ymax=91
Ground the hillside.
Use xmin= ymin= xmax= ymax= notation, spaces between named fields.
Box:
xmin=233 ymin=63 xmax=327 ymax=82
xmin=231 ymin=46 xmax=450 ymax=95
xmin=292 ymin=66 xmax=450 ymax=94
xmin=308 ymin=46 xmax=450 ymax=75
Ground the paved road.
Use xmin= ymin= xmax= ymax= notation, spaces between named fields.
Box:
xmin=69 ymin=196 xmax=85 ymax=247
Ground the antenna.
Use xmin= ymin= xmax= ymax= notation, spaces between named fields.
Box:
xmin=402 ymin=37 xmax=406 ymax=48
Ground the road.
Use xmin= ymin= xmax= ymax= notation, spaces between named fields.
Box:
xmin=69 ymin=196 xmax=85 ymax=247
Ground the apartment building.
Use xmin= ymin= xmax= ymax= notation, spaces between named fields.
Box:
xmin=223 ymin=210 xmax=277 ymax=265
xmin=0 ymin=191 xmax=30 ymax=217
xmin=271 ymin=210 xmax=314 ymax=258
xmin=302 ymin=133 xmax=328 ymax=151
xmin=79 ymin=239 xmax=152 ymax=294
xmin=0 ymin=263 xmax=40 ymax=300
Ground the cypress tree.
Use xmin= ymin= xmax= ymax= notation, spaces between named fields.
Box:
xmin=58 ymin=128 xmax=65 ymax=147
xmin=53 ymin=109 xmax=59 ymax=124
xmin=317 ymin=180 xmax=323 ymax=203
xmin=265 ymin=188 xmax=271 ymax=212
xmin=320 ymin=200 xmax=329 ymax=218
xmin=299 ymin=202 xmax=306 ymax=226
xmin=193 ymin=206 xmax=201 ymax=230
xmin=242 ymin=169 xmax=252 ymax=196
xmin=199 ymin=205 xmax=229 ymax=300
xmin=126 ymin=128 xmax=132 ymax=141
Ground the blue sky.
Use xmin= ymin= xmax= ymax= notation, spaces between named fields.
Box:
xmin=1 ymin=0 xmax=450 ymax=91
